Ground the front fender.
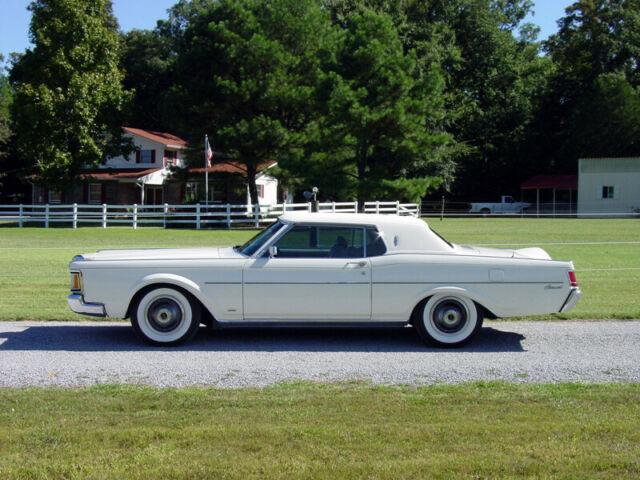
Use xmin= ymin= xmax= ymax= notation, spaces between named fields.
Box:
xmin=126 ymin=273 xmax=203 ymax=316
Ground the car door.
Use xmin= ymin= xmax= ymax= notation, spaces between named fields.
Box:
xmin=243 ymin=225 xmax=371 ymax=322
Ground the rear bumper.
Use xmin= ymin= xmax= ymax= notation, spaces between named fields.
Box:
xmin=67 ymin=294 xmax=106 ymax=317
xmin=559 ymin=288 xmax=582 ymax=313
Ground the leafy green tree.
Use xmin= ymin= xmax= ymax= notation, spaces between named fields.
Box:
xmin=0 ymin=56 xmax=14 ymax=193
xmin=119 ymin=29 xmax=176 ymax=131
xmin=0 ymin=56 xmax=12 ymax=159
xmin=323 ymin=0 xmax=548 ymax=200
xmin=568 ymin=73 xmax=640 ymax=157
xmin=536 ymin=0 xmax=640 ymax=171
xmin=10 ymin=0 xmax=132 ymax=190
xmin=442 ymin=0 xmax=550 ymax=198
xmin=167 ymin=0 xmax=333 ymax=205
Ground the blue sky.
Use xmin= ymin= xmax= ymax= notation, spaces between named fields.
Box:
xmin=1 ymin=0 xmax=574 ymax=70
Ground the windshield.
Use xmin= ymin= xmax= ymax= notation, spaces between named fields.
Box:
xmin=238 ymin=221 xmax=285 ymax=256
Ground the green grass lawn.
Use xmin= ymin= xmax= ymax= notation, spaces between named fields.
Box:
xmin=0 ymin=218 xmax=638 ymax=320
xmin=0 ymin=382 xmax=638 ymax=479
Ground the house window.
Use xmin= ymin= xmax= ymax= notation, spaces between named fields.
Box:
xmin=602 ymin=186 xmax=615 ymax=199
xmin=259 ymin=184 xmax=265 ymax=199
xmin=165 ymin=150 xmax=177 ymax=166
xmin=48 ymin=190 xmax=62 ymax=204
xmin=137 ymin=149 xmax=155 ymax=164
xmin=88 ymin=183 xmax=102 ymax=204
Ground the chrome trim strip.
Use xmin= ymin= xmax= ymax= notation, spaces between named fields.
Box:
xmin=244 ymin=282 xmax=370 ymax=285
xmin=67 ymin=294 xmax=106 ymax=317
xmin=560 ymin=288 xmax=582 ymax=313
xmin=218 ymin=321 xmax=408 ymax=328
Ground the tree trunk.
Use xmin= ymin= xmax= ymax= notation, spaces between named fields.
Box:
xmin=356 ymin=143 xmax=367 ymax=207
xmin=247 ymin=165 xmax=259 ymax=206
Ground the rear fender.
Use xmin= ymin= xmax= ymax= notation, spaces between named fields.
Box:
xmin=412 ymin=285 xmax=499 ymax=319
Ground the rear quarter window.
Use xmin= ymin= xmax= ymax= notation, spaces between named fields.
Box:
xmin=366 ymin=228 xmax=387 ymax=257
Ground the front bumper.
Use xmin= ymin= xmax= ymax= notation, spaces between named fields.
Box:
xmin=559 ymin=288 xmax=582 ymax=313
xmin=67 ymin=294 xmax=106 ymax=317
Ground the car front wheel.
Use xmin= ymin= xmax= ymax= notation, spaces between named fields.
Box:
xmin=131 ymin=287 xmax=201 ymax=346
xmin=414 ymin=294 xmax=482 ymax=347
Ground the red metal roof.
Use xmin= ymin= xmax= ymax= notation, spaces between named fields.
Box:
xmin=123 ymin=127 xmax=188 ymax=147
xmin=521 ymin=174 xmax=577 ymax=190
xmin=77 ymin=168 xmax=162 ymax=180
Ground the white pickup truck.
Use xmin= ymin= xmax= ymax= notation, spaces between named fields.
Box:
xmin=469 ymin=196 xmax=531 ymax=215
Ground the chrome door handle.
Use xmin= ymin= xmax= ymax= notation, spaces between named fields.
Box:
xmin=345 ymin=261 xmax=367 ymax=268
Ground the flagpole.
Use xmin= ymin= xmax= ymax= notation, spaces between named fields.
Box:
xmin=204 ymin=135 xmax=209 ymax=206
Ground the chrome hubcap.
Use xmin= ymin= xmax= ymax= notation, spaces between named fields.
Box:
xmin=432 ymin=300 xmax=467 ymax=333
xmin=147 ymin=298 xmax=183 ymax=332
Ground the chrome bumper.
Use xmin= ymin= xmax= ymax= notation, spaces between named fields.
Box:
xmin=560 ymin=288 xmax=582 ymax=313
xmin=67 ymin=294 xmax=106 ymax=317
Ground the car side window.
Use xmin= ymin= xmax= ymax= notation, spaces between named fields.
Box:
xmin=274 ymin=226 xmax=364 ymax=258
xmin=366 ymin=228 xmax=386 ymax=257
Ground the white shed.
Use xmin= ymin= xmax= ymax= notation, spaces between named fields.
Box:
xmin=578 ymin=157 xmax=640 ymax=217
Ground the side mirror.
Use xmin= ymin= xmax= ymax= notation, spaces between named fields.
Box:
xmin=268 ymin=246 xmax=278 ymax=258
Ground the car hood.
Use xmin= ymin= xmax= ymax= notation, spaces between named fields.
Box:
xmin=78 ymin=247 xmax=243 ymax=262
xmin=454 ymin=244 xmax=551 ymax=260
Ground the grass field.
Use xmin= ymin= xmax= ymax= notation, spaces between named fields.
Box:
xmin=0 ymin=382 xmax=639 ymax=479
xmin=1 ymin=218 xmax=638 ymax=320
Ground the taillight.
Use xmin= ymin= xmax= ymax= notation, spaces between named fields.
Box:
xmin=568 ymin=271 xmax=578 ymax=288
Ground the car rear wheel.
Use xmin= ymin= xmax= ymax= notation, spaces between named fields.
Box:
xmin=131 ymin=287 xmax=200 ymax=346
xmin=413 ymin=294 xmax=482 ymax=347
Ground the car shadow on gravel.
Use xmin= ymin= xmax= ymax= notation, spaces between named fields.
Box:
xmin=0 ymin=324 xmax=525 ymax=352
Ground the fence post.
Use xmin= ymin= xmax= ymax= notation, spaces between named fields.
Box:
xmin=196 ymin=203 xmax=201 ymax=230
xmin=375 ymin=201 xmax=380 ymax=214
xmin=253 ymin=203 xmax=259 ymax=228
xmin=307 ymin=202 xmax=312 ymax=212
xmin=45 ymin=204 xmax=50 ymax=228
xmin=354 ymin=201 xmax=358 ymax=213
xmin=102 ymin=204 xmax=107 ymax=228
xmin=440 ymin=196 xmax=445 ymax=222
xmin=163 ymin=203 xmax=168 ymax=229
xmin=18 ymin=204 xmax=23 ymax=228
xmin=395 ymin=200 xmax=400 ymax=215
xmin=282 ymin=202 xmax=287 ymax=213
xmin=73 ymin=203 xmax=78 ymax=229
xmin=133 ymin=204 xmax=138 ymax=230
xmin=332 ymin=201 xmax=336 ymax=213
xmin=226 ymin=204 xmax=231 ymax=229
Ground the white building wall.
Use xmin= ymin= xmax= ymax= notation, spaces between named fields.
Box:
xmin=246 ymin=174 xmax=278 ymax=206
xmin=105 ymin=133 xmax=185 ymax=169
xmin=578 ymin=158 xmax=640 ymax=216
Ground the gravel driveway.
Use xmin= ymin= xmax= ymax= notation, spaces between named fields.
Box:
xmin=1 ymin=320 xmax=639 ymax=387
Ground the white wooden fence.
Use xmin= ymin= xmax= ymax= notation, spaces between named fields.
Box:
xmin=0 ymin=201 xmax=420 ymax=229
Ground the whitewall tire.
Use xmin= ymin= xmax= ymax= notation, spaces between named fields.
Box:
xmin=414 ymin=294 xmax=482 ymax=347
xmin=131 ymin=287 xmax=200 ymax=346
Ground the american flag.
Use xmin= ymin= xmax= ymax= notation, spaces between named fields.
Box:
xmin=205 ymin=135 xmax=213 ymax=168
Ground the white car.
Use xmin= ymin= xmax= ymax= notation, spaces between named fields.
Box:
xmin=68 ymin=213 xmax=581 ymax=347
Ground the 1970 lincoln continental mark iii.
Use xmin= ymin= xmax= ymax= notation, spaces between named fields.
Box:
xmin=68 ymin=213 xmax=581 ymax=347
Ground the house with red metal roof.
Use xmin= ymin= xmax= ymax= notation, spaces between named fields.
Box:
xmin=31 ymin=127 xmax=279 ymax=206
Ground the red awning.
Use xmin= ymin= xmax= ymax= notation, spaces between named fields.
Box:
xmin=189 ymin=161 xmax=276 ymax=175
xmin=77 ymin=168 xmax=162 ymax=180
xmin=521 ymin=174 xmax=577 ymax=190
